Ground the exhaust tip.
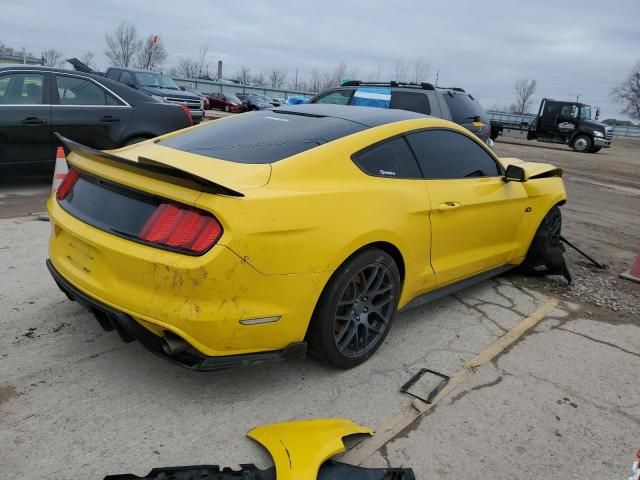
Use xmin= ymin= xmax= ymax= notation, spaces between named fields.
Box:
xmin=161 ymin=333 xmax=188 ymax=356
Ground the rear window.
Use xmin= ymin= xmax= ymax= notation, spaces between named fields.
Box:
xmin=443 ymin=93 xmax=489 ymax=124
xmin=391 ymin=91 xmax=431 ymax=115
xmin=159 ymin=110 xmax=367 ymax=163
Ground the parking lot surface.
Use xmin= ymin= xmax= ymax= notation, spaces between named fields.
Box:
xmin=1 ymin=137 xmax=639 ymax=478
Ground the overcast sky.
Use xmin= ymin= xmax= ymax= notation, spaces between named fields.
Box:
xmin=1 ymin=0 xmax=639 ymax=119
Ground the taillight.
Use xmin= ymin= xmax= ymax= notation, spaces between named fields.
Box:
xmin=56 ymin=168 xmax=80 ymax=200
xmin=138 ymin=203 xmax=222 ymax=254
xmin=180 ymin=104 xmax=193 ymax=126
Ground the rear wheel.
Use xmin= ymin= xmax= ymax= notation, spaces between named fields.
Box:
xmin=571 ymin=134 xmax=592 ymax=153
xmin=308 ymin=248 xmax=401 ymax=369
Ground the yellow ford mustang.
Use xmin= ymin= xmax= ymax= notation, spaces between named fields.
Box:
xmin=47 ymin=104 xmax=568 ymax=370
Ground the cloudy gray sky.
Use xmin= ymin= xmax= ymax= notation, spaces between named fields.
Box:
xmin=1 ymin=0 xmax=639 ymax=119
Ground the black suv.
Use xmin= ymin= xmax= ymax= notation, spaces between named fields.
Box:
xmin=309 ymin=81 xmax=491 ymax=144
xmin=105 ymin=67 xmax=205 ymax=123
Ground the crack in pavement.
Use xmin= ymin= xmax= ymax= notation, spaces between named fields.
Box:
xmin=556 ymin=327 xmax=640 ymax=358
xmin=453 ymin=294 xmax=508 ymax=334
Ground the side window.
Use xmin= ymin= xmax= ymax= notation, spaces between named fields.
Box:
xmin=0 ymin=73 xmax=44 ymax=105
xmin=406 ymin=130 xmax=501 ymax=179
xmin=390 ymin=91 xmax=431 ymax=115
xmin=313 ymin=89 xmax=354 ymax=105
xmin=55 ymin=75 xmax=120 ymax=106
xmin=105 ymin=69 xmax=120 ymax=80
xmin=352 ymin=137 xmax=422 ymax=179
xmin=119 ymin=71 xmax=135 ymax=86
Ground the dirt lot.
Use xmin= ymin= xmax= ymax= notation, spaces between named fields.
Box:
xmin=494 ymin=137 xmax=640 ymax=316
xmin=1 ymin=136 xmax=639 ymax=479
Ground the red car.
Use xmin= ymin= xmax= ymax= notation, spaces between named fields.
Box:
xmin=208 ymin=92 xmax=248 ymax=113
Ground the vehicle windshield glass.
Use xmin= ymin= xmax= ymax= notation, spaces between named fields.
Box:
xmin=158 ymin=110 xmax=367 ymax=163
xmin=580 ymin=107 xmax=592 ymax=120
xmin=443 ymin=93 xmax=490 ymax=124
xmin=226 ymin=95 xmax=242 ymax=103
xmin=255 ymin=95 xmax=270 ymax=102
xmin=134 ymin=72 xmax=180 ymax=90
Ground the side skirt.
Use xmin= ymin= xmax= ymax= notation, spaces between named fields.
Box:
xmin=399 ymin=264 xmax=514 ymax=313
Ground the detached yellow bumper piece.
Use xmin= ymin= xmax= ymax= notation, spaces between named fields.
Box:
xmin=104 ymin=419 xmax=415 ymax=480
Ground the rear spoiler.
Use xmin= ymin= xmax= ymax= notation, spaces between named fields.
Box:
xmin=55 ymin=133 xmax=244 ymax=197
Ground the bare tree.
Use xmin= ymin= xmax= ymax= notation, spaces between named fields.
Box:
xmin=611 ymin=61 xmax=640 ymax=120
xmin=105 ymin=22 xmax=141 ymax=67
xmin=308 ymin=69 xmax=322 ymax=92
xmin=393 ymin=59 xmax=409 ymax=82
xmin=412 ymin=59 xmax=430 ymax=84
xmin=252 ymin=71 xmax=266 ymax=85
xmin=175 ymin=57 xmax=200 ymax=78
xmin=42 ymin=49 xmax=63 ymax=67
xmin=80 ymin=51 xmax=96 ymax=70
xmin=136 ymin=36 xmax=167 ymax=71
xmin=513 ymin=78 xmax=537 ymax=114
xmin=236 ymin=66 xmax=251 ymax=85
xmin=195 ymin=46 xmax=210 ymax=78
xmin=268 ymin=67 xmax=287 ymax=88
xmin=320 ymin=62 xmax=347 ymax=90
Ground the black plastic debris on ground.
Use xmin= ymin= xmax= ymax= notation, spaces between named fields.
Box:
xmin=400 ymin=368 xmax=451 ymax=404
xmin=104 ymin=460 xmax=415 ymax=480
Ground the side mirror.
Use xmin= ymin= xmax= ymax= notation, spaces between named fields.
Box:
xmin=503 ymin=164 xmax=526 ymax=182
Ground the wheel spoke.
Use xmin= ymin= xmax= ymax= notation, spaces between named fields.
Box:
xmin=336 ymin=321 xmax=355 ymax=348
xmin=363 ymin=266 xmax=379 ymax=291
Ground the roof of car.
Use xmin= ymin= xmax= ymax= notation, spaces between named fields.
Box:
xmin=273 ymin=103 xmax=427 ymax=127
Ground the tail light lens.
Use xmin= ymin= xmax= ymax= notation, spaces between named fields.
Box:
xmin=180 ymin=104 xmax=193 ymax=126
xmin=138 ymin=203 xmax=222 ymax=254
xmin=56 ymin=168 xmax=80 ymax=200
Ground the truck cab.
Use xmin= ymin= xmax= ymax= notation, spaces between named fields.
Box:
xmin=105 ymin=67 xmax=204 ymax=124
xmin=528 ymin=98 xmax=613 ymax=153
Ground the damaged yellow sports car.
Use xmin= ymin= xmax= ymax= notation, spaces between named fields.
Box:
xmin=47 ymin=104 xmax=568 ymax=370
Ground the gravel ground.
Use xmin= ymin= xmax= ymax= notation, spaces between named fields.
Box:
xmin=494 ymin=136 xmax=639 ymax=318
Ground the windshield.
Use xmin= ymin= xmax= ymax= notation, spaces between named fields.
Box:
xmin=226 ymin=95 xmax=242 ymax=103
xmin=134 ymin=72 xmax=180 ymax=90
xmin=255 ymin=95 xmax=271 ymax=103
xmin=579 ymin=106 xmax=592 ymax=120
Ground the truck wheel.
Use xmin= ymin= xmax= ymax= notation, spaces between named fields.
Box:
xmin=571 ymin=134 xmax=592 ymax=153
xmin=589 ymin=147 xmax=602 ymax=153
xmin=307 ymin=248 xmax=401 ymax=369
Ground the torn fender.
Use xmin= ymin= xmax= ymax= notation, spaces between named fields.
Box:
xmin=500 ymin=157 xmax=563 ymax=179
xmin=246 ymin=419 xmax=373 ymax=480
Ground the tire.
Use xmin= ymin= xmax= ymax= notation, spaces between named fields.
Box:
xmin=571 ymin=134 xmax=592 ymax=153
xmin=224 ymin=105 xmax=230 ymax=112
xmin=519 ymin=206 xmax=572 ymax=283
xmin=307 ymin=248 xmax=401 ymax=369
xmin=123 ymin=136 xmax=149 ymax=146
xmin=589 ymin=147 xmax=602 ymax=153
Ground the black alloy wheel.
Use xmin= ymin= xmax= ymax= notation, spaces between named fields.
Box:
xmin=308 ymin=248 xmax=401 ymax=369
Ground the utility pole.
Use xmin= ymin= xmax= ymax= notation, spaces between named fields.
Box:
xmin=295 ymin=68 xmax=299 ymax=91
xmin=576 ymin=94 xmax=581 ymax=103
xmin=435 ymin=68 xmax=439 ymax=87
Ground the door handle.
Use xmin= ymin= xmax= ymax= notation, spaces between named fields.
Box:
xmin=21 ymin=117 xmax=47 ymax=125
xmin=99 ymin=115 xmax=120 ymax=123
xmin=437 ymin=201 xmax=462 ymax=212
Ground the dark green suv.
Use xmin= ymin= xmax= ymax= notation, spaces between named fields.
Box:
xmin=309 ymin=81 xmax=492 ymax=145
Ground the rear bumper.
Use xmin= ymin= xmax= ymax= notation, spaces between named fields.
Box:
xmin=47 ymin=259 xmax=306 ymax=371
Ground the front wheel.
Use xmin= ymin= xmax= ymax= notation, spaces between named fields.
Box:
xmin=571 ymin=134 xmax=592 ymax=153
xmin=308 ymin=248 xmax=401 ymax=369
